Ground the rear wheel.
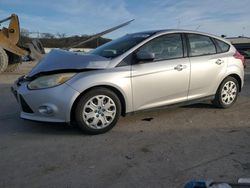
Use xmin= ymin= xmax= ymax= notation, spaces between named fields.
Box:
xmin=212 ymin=76 xmax=239 ymax=108
xmin=75 ymin=88 xmax=121 ymax=134
xmin=0 ymin=48 xmax=8 ymax=73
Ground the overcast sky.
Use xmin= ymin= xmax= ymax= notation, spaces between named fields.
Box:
xmin=1 ymin=0 xmax=250 ymax=39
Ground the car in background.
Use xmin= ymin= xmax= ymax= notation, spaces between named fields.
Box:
xmin=238 ymin=49 xmax=250 ymax=59
xmin=238 ymin=49 xmax=250 ymax=68
xmin=233 ymin=43 xmax=250 ymax=67
xmin=12 ymin=30 xmax=245 ymax=134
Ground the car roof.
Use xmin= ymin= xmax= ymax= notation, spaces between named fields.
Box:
xmin=130 ymin=29 xmax=201 ymax=35
xmin=130 ymin=29 xmax=231 ymax=44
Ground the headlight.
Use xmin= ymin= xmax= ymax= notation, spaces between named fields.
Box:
xmin=28 ymin=73 xmax=76 ymax=90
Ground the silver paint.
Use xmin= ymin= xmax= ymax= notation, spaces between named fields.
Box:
xmin=28 ymin=49 xmax=110 ymax=78
xmin=13 ymin=30 xmax=244 ymax=123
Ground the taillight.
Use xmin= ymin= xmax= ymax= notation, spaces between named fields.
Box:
xmin=233 ymin=51 xmax=245 ymax=64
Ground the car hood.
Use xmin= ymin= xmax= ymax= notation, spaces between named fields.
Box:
xmin=27 ymin=49 xmax=110 ymax=78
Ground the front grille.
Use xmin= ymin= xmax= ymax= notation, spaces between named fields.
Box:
xmin=19 ymin=95 xmax=34 ymax=113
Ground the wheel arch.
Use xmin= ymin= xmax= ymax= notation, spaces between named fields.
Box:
xmin=70 ymin=85 xmax=127 ymax=123
xmin=5 ymin=50 xmax=22 ymax=65
xmin=225 ymin=73 xmax=242 ymax=92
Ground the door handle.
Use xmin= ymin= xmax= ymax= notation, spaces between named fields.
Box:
xmin=215 ymin=59 xmax=224 ymax=65
xmin=174 ymin=64 xmax=186 ymax=71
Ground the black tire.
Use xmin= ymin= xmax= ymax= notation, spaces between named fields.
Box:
xmin=212 ymin=76 xmax=239 ymax=108
xmin=0 ymin=48 xmax=8 ymax=73
xmin=75 ymin=88 xmax=121 ymax=134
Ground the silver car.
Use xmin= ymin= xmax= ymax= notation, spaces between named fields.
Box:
xmin=12 ymin=30 xmax=245 ymax=134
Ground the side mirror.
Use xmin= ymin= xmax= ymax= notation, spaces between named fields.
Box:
xmin=136 ymin=51 xmax=155 ymax=61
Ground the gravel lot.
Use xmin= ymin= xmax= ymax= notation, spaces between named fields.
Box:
xmin=0 ymin=62 xmax=250 ymax=188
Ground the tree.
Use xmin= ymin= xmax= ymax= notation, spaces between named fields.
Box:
xmin=56 ymin=32 xmax=66 ymax=38
xmin=41 ymin=33 xmax=55 ymax=39
xmin=20 ymin=28 xmax=30 ymax=37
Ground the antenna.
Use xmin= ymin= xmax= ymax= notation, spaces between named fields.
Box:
xmin=195 ymin=25 xmax=201 ymax=31
xmin=177 ymin=20 xmax=180 ymax=29
xmin=177 ymin=18 xmax=181 ymax=29
xmin=242 ymin=26 xmax=245 ymax=37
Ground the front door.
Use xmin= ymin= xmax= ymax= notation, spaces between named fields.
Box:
xmin=131 ymin=33 xmax=190 ymax=111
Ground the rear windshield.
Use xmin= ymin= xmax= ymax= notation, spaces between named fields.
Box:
xmin=90 ymin=33 xmax=152 ymax=58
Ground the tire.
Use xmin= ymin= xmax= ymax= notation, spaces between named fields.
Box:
xmin=212 ymin=76 xmax=239 ymax=108
xmin=0 ymin=48 xmax=8 ymax=73
xmin=5 ymin=52 xmax=21 ymax=72
xmin=75 ymin=88 xmax=121 ymax=134
xmin=5 ymin=63 xmax=19 ymax=72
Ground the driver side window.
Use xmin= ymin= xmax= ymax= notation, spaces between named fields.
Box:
xmin=139 ymin=34 xmax=183 ymax=60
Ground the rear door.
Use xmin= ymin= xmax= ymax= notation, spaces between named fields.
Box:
xmin=186 ymin=33 xmax=228 ymax=100
xmin=131 ymin=33 xmax=190 ymax=111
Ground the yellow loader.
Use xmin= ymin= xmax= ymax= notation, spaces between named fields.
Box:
xmin=0 ymin=14 xmax=133 ymax=73
xmin=0 ymin=14 xmax=44 ymax=73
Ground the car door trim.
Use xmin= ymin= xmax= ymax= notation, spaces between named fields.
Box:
xmin=126 ymin=95 xmax=215 ymax=115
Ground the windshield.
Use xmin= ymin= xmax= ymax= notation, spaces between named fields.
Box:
xmin=90 ymin=33 xmax=152 ymax=58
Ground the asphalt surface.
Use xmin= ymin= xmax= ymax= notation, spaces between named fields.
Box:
xmin=0 ymin=62 xmax=250 ymax=188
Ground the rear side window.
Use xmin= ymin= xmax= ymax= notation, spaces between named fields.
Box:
xmin=187 ymin=34 xmax=216 ymax=56
xmin=214 ymin=39 xmax=230 ymax=53
xmin=139 ymin=34 xmax=183 ymax=60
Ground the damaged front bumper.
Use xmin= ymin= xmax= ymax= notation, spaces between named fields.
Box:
xmin=11 ymin=78 xmax=80 ymax=123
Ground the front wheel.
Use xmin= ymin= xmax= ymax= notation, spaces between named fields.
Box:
xmin=75 ymin=88 xmax=121 ymax=134
xmin=212 ymin=76 xmax=239 ymax=108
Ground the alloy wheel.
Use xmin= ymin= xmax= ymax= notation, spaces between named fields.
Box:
xmin=82 ymin=95 xmax=116 ymax=129
xmin=221 ymin=81 xmax=237 ymax=105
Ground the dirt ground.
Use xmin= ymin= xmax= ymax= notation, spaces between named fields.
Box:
xmin=0 ymin=62 xmax=250 ymax=188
